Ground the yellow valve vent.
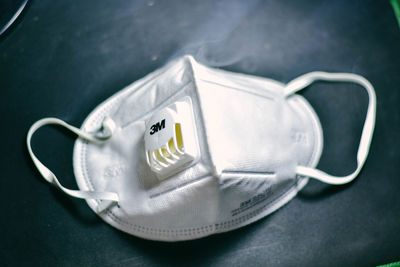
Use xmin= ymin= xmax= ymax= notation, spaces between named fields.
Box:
xmin=144 ymin=97 xmax=199 ymax=180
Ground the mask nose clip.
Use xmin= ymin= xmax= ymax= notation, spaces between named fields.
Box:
xmin=144 ymin=97 xmax=200 ymax=180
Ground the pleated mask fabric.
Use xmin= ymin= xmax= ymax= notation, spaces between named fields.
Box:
xmin=27 ymin=55 xmax=376 ymax=241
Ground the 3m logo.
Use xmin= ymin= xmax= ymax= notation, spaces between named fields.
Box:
xmin=150 ymin=119 xmax=165 ymax=135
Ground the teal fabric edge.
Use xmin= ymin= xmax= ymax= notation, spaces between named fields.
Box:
xmin=390 ymin=0 xmax=400 ymax=28
xmin=377 ymin=261 xmax=400 ymax=267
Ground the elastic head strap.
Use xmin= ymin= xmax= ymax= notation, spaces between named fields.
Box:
xmin=284 ymin=72 xmax=376 ymax=185
xmin=27 ymin=117 xmax=119 ymax=202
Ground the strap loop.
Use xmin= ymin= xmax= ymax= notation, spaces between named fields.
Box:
xmin=27 ymin=117 xmax=119 ymax=201
xmin=285 ymin=72 xmax=376 ymax=185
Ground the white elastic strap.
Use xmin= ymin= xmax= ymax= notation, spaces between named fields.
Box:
xmin=284 ymin=72 xmax=376 ymax=185
xmin=27 ymin=117 xmax=119 ymax=201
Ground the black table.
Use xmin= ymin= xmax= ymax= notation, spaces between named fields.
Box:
xmin=1 ymin=0 xmax=399 ymax=266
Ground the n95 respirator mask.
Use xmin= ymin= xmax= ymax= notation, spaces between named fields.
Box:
xmin=27 ymin=56 xmax=376 ymax=241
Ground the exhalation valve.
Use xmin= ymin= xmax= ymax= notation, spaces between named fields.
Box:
xmin=144 ymin=97 xmax=200 ymax=180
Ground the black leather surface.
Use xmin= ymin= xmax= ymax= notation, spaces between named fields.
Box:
xmin=1 ymin=0 xmax=399 ymax=266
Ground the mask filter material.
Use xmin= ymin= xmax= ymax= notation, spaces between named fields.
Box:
xmin=27 ymin=56 xmax=376 ymax=241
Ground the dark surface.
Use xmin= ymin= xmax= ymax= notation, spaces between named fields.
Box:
xmin=1 ymin=0 xmax=400 ymax=266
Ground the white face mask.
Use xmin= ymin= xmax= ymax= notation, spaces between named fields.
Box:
xmin=27 ymin=55 xmax=376 ymax=241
